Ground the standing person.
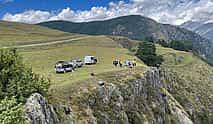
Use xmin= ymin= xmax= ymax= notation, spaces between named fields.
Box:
xmin=129 ymin=61 xmax=133 ymax=69
xmin=119 ymin=60 xmax=123 ymax=67
xmin=113 ymin=60 xmax=118 ymax=67
xmin=133 ymin=59 xmax=136 ymax=67
xmin=128 ymin=60 xmax=131 ymax=67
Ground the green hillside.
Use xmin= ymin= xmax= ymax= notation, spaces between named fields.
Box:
xmin=38 ymin=15 xmax=201 ymax=42
xmin=18 ymin=35 xmax=213 ymax=123
xmin=157 ymin=46 xmax=213 ymax=123
xmin=0 ymin=21 xmax=79 ymax=47
xmin=21 ymin=36 xmax=146 ymax=86
xmin=38 ymin=15 xmax=213 ymax=65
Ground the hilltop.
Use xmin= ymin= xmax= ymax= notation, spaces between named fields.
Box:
xmin=38 ymin=15 xmax=213 ymax=65
xmin=38 ymin=15 xmax=200 ymax=42
xmin=0 ymin=20 xmax=79 ymax=47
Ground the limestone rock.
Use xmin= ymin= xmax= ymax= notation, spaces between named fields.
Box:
xmin=25 ymin=93 xmax=59 ymax=124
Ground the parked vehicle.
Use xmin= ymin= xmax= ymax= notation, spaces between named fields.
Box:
xmin=67 ymin=61 xmax=78 ymax=69
xmin=55 ymin=61 xmax=73 ymax=73
xmin=84 ymin=56 xmax=97 ymax=65
xmin=71 ymin=59 xmax=84 ymax=67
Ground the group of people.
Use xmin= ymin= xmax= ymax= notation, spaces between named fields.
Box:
xmin=113 ymin=60 xmax=123 ymax=67
xmin=113 ymin=59 xmax=137 ymax=68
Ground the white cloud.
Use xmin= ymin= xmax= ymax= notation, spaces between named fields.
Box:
xmin=3 ymin=10 xmax=52 ymax=24
xmin=2 ymin=0 xmax=213 ymax=25
xmin=0 ymin=0 xmax=14 ymax=3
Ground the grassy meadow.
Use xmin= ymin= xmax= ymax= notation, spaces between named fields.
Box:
xmin=156 ymin=45 xmax=195 ymax=67
xmin=21 ymin=36 xmax=146 ymax=87
xmin=0 ymin=21 xmax=81 ymax=47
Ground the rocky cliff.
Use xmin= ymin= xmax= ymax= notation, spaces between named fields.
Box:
xmin=25 ymin=93 xmax=59 ymax=124
xmin=60 ymin=68 xmax=194 ymax=124
xmin=30 ymin=66 xmax=212 ymax=124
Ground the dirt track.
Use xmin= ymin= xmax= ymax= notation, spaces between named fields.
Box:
xmin=3 ymin=36 xmax=91 ymax=48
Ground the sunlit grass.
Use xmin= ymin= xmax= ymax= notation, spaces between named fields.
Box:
xmin=21 ymin=36 xmax=146 ymax=86
xmin=0 ymin=21 xmax=79 ymax=47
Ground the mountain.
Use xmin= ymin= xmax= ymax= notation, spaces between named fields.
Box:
xmin=181 ymin=21 xmax=213 ymax=41
xmin=38 ymin=15 xmax=213 ymax=65
xmin=38 ymin=15 xmax=201 ymax=42
xmin=0 ymin=20 xmax=75 ymax=47
xmin=180 ymin=21 xmax=203 ymax=31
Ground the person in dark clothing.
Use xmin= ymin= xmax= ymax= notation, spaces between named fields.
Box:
xmin=113 ymin=60 xmax=118 ymax=67
xmin=132 ymin=59 xmax=136 ymax=66
xmin=119 ymin=60 xmax=123 ymax=67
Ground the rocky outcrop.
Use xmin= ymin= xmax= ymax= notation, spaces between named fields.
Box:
xmin=25 ymin=93 xmax=59 ymax=124
xmin=79 ymin=68 xmax=194 ymax=124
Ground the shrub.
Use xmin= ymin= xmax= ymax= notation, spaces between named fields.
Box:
xmin=0 ymin=97 xmax=28 ymax=124
xmin=0 ymin=49 xmax=50 ymax=102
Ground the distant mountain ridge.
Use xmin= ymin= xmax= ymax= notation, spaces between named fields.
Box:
xmin=38 ymin=15 xmax=213 ymax=65
xmin=181 ymin=21 xmax=213 ymax=41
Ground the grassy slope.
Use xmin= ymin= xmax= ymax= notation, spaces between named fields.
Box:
xmin=0 ymin=21 xmax=79 ymax=47
xmin=21 ymin=36 xmax=146 ymax=87
xmin=20 ymin=36 xmax=147 ymax=123
xmin=45 ymin=42 xmax=213 ymax=123
xmin=38 ymin=15 xmax=213 ymax=66
xmin=17 ymin=33 xmax=212 ymax=123
xmin=157 ymin=45 xmax=213 ymax=123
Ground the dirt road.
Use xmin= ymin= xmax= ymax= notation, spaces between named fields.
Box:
xmin=3 ymin=36 xmax=90 ymax=48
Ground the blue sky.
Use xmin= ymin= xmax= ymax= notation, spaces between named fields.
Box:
xmin=1 ymin=0 xmax=213 ymax=25
xmin=0 ymin=0 xmax=128 ymax=18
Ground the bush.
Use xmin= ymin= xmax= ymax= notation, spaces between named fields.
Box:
xmin=0 ymin=49 xmax=50 ymax=102
xmin=136 ymin=41 xmax=163 ymax=67
xmin=0 ymin=49 xmax=50 ymax=123
xmin=157 ymin=40 xmax=192 ymax=52
xmin=0 ymin=97 xmax=28 ymax=124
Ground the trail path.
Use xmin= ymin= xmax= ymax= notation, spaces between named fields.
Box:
xmin=3 ymin=36 xmax=91 ymax=48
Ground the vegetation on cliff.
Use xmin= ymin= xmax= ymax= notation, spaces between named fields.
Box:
xmin=0 ymin=49 xmax=50 ymax=124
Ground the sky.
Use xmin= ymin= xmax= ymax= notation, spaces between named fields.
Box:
xmin=1 ymin=0 xmax=213 ymax=25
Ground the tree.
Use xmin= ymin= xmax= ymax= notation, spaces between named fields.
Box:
xmin=0 ymin=97 xmax=28 ymax=124
xmin=169 ymin=40 xmax=192 ymax=52
xmin=136 ymin=41 xmax=163 ymax=67
xmin=0 ymin=49 xmax=50 ymax=102
xmin=0 ymin=49 xmax=50 ymax=123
